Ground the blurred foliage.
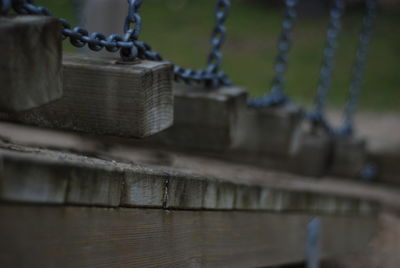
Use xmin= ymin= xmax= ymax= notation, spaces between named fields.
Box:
xmin=37 ymin=0 xmax=400 ymax=111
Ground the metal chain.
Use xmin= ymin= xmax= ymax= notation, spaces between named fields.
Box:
xmin=336 ymin=0 xmax=377 ymax=136
xmin=174 ymin=0 xmax=232 ymax=87
xmin=308 ymin=0 xmax=345 ymax=130
xmin=249 ymin=0 xmax=299 ymax=108
xmin=5 ymin=0 xmax=231 ymax=87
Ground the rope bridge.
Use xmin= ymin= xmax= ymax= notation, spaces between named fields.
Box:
xmin=0 ymin=2 xmax=390 ymax=266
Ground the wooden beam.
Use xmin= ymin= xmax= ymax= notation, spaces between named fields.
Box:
xmin=150 ymin=83 xmax=248 ymax=150
xmin=0 ymin=204 xmax=377 ymax=268
xmin=0 ymin=16 xmax=63 ymax=112
xmin=0 ymin=54 xmax=174 ymax=138
xmin=0 ymin=142 xmax=380 ymax=215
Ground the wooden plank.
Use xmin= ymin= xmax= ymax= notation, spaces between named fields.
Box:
xmin=0 ymin=154 xmax=68 ymax=204
xmin=0 ymin=142 xmax=383 ymax=214
xmin=330 ymin=136 xmax=367 ymax=178
xmin=66 ymin=166 xmax=123 ymax=207
xmin=121 ymin=169 xmax=167 ymax=208
xmin=0 ymin=149 xmax=124 ymax=207
xmin=165 ymin=174 xmax=207 ymax=209
xmin=0 ymin=54 xmax=174 ymax=138
xmin=0 ymin=16 xmax=63 ymax=112
xmin=150 ymin=83 xmax=248 ymax=150
xmin=235 ymin=184 xmax=261 ymax=210
xmin=0 ymin=204 xmax=377 ymax=268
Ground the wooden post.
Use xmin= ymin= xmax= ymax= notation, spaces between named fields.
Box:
xmin=0 ymin=54 xmax=174 ymax=138
xmin=150 ymin=83 xmax=248 ymax=150
xmin=330 ymin=136 xmax=367 ymax=178
xmin=0 ymin=16 xmax=63 ymax=112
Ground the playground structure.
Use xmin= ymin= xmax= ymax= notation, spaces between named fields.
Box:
xmin=0 ymin=0 xmax=399 ymax=267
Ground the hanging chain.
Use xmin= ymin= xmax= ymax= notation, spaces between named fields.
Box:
xmin=174 ymin=0 xmax=232 ymax=87
xmin=336 ymin=0 xmax=377 ymax=136
xmin=309 ymin=0 xmax=345 ymax=130
xmin=249 ymin=0 xmax=299 ymax=108
xmin=5 ymin=0 xmax=231 ymax=88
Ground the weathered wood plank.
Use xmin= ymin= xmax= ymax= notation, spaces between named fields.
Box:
xmin=150 ymin=83 xmax=248 ymax=150
xmin=0 ymin=204 xmax=377 ymax=268
xmin=0 ymin=142 xmax=382 ymax=215
xmin=0 ymin=149 xmax=124 ymax=207
xmin=0 ymin=54 xmax=173 ymax=138
xmin=0 ymin=16 xmax=63 ymax=112
xmin=121 ymin=169 xmax=167 ymax=208
xmin=66 ymin=166 xmax=123 ymax=207
xmin=0 ymin=154 xmax=68 ymax=204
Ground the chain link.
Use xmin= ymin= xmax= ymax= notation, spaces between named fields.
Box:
xmin=308 ymin=0 xmax=345 ymax=131
xmin=5 ymin=0 xmax=231 ymax=87
xmin=249 ymin=0 xmax=299 ymax=108
xmin=337 ymin=0 xmax=377 ymax=136
xmin=174 ymin=0 xmax=232 ymax=87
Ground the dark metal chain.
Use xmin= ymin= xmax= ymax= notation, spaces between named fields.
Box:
xmin=5 ymin=0 xmax=231 ymax=87
xmin=249 ymin=0 xmax=299 ymax=108
xmin=308 ymin=0 xmax=345 ymax=130
xmin=336 ymin=0 xmax=377 ymax=136
xmin=174 ymin=0 xmax=232 ymax=87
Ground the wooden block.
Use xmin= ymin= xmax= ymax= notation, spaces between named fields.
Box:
xmin=0 ymin=54 xmax=173 ymax=138
xmin=330 ymin=136 xmax=367 ymax=178
xmin=66 ymin=166 xmax=123 ymax=207
xmin=0 ymin=153 xmax=68 ymax=204
xmin=0 ymin=204 xmax=378 ymax=267
xmin=121 ymin=169 xmax=167 ymax=208
xmin=237 ymin=102 xmax=304 ymax=156
xmin=0 ymin=16 xmax=63 ymax=112
xmin=151 ymin=83 xmax=248 ymax=151
xmin=291 ymin=130 xmax=332 ymax=177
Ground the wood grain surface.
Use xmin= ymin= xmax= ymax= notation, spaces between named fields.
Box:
xmin=0 ymin=16 xmax=63 ymax=112
xmin=0 ymin=204 xmax=377 ymax=268
xmin=0 ymin=54 xmax=173 ymax=138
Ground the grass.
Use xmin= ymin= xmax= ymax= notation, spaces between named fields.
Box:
xmin=36 ymin=0 xmax=400 ymax=111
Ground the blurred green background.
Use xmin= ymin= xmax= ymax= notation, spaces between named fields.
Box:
xmin=37 ymin=0 xmax=399 ymax=111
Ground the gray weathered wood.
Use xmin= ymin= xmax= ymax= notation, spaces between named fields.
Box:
xmin=66 ymin=166 xmax=123 ymax=207
xmin=150 ymin=83 xmax=248 ymax=150
xmin=235 ymin=184 xmax=261 ymax=210
xmin=0 ymin=154 xmax=68 ymax=204
xmin=0 ymin=141 xmax=382 ymax=215
xmin=166 ymin=174 xmax=207 ymax=209
xmin=292 ymin=130 xmax=332 ymax=177
xmin=0 ymin=204 xmax=378 ymax=268
xmin=330 ymin=136 xmax=367 ymax=178
xmin=0 ymin=16 xmax=63 ymax=112
xmin=121 ymin=169 xmax=167 ymax=208
xmin=0 ymin=54 xmax=173 ymax=138
xmin=236 ymin=103 xmax=304 ymax=156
